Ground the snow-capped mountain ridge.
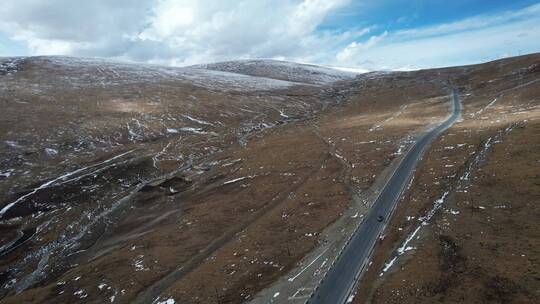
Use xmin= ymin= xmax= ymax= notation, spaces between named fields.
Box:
xmin=1 ymin=56 xmax=361 ymax=89
xmin=192 ymin=58 xmax=361 ymax=85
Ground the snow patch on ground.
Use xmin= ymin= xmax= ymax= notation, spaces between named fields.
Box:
xmin=0 ymin=169 xmax=14 ymax=178
xmin=223 ymin=175 xmax=255 ymax=185
xmin=156 ymin=298 xmax=176 ymax=304
xmin=472 ymin=98 xmax=497 ymax=117
xmin=74 ymin=289 xmax=88 ymax=299
xmin=380 ymin=191 xmax=449 ymax=276
xmin=0 ymin=58 xmax=23 ymax=75
xmin=379 ymin=256 xmax=397 ymax=276
xmin=181 ymin=114 xmax=215 ymax=126
xmin=133 ymin=255 xmax=149 ymax=271
xmin=45 ymin=148 xmax=58 ymax=156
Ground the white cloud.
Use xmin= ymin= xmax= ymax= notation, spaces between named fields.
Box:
xmin=334 ymin=3 xmax=540 ymax=70
xmin=395 ymin=2 xmax=540 ymax=39
xmin=142 ymin=1 xmax=195 ymax=39
xmin=0 ymin=0 xmax=351 ymax=65
xmin=0 ymin=1 xmax=539 ymax=70
xmin=287 ymin=0 xmax=350 ymax=35
xmin=336 ymin=31 xmax=387 ymax=62
xmin=0 ymin=0 xmax=153 ymax=57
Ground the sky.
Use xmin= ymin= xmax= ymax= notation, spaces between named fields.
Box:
xmin=0 ymin=0 xmax=539 ymax=70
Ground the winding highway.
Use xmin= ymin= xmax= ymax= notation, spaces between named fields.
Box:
xmin=308 ymin=88 xmax=462 ymax=304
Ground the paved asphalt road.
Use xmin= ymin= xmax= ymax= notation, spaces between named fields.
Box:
xmin=308 ymin=89 xmax=462 ymax=304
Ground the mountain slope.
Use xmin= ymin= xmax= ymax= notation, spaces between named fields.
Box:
xmin=192 ymin=59 xmax=361 ymax=85
xmin=0 ymin=54 xmax=538 ymax=304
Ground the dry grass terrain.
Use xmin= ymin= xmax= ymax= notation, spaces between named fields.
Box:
xmin=1 ymin=54 xmax=538 ymax=304
xmin=354 ymin=54 xmax=540 ymax=304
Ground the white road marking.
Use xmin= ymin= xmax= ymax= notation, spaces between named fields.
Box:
xmin=288 ymin=248 xmax=329 ymax=282
xmin=288 ymin=287 xmax=314 ymax=300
